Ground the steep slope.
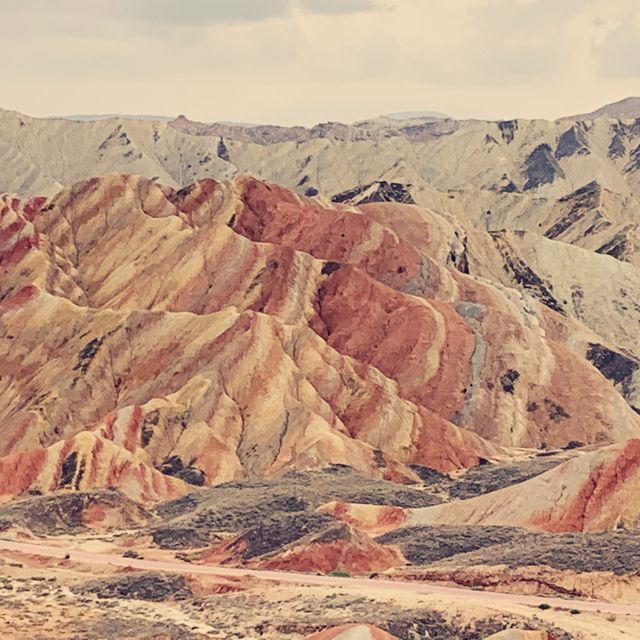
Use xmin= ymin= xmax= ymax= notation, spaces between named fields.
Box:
xmin=0 ymin=108 xmax=236 ymax=196
xmin=51 ymin=177 xmax=640 ymax=446
xmin=414 ymin=180 xmax=640 ymax=267
xmin=356 ymin=193 xmax=640 ymax=414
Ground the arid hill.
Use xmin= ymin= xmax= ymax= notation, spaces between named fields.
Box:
xmin=3 ymin=174 xmax=640 ymax=505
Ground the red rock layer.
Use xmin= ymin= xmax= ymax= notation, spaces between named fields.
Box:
xmin=0 ymin=432 xmax=186 ymax=504
xmin=256 ymin=524 xmax=405 ymax=574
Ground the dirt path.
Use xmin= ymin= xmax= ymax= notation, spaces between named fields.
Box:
xmin=2 ymin=539 xmax=639 ymax=616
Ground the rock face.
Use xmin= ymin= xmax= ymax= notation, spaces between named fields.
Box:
xmin=4 ymin=173 xmax=640 ymax=505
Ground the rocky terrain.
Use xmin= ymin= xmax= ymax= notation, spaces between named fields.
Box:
xmin=3 ymin=100 xmax=640 ymax=637
xmin=0 ymin=543 xmax=632 ymax=640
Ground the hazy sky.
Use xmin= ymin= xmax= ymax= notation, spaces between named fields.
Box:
xmin=2 ymin=0 xmax=639 ymax=124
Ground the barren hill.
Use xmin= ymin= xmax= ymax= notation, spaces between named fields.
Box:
xmin=561 ymin=97 xmax=640 ymax=121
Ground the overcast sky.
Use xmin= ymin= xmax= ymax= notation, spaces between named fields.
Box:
xmin=2 ymin=0 xmax=639 ymax=124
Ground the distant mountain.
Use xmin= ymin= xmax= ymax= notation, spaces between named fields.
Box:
xmin=4 ymin=105 xmax=640 ymax=201
xmin=561 ymin=97 xmax=640 ymax=121
xmin=386 ymin=110 xmax=450 ymax=120
xmin=62 ymin=113 xmax=174 ymax=122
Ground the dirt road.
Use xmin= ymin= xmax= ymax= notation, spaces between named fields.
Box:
xmin=1 ymin=539 xmax=638 ymax=616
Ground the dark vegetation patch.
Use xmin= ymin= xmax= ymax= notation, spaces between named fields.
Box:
xmin=555 ymin=126 xmax=590 ymax=160
xmin=160 ymin=455 xmax=205 ymax=486
xmin=150 ymin=524 xmax=219 ymax=550
xmin=195 ymin=590 xmax=573 ymax=640
xmin=595 ymin=232 xmax=631 ymax=260
xmin=543 ymin=398 xmax=570 ymax=421
xmin=217 ymin=138 xmax=230 ymax=162
xmin=500 ymin=369 xmax=520 ymax=394
xmin=309 ymin=522 xmax=354 ymax=545
xmin=544 ymin=203 xmax=585 ymax=240
xmin=429 ymin=529 xmax=640 ymax=575
xmin=625 ymin=143 xmax=640 ymax=173
xmin=499 ymin=179 xmax=519 ymax=193
xmin=557 ymin=180 xmax=601 ymax=203
xmin=444 ymin=455 xmax=564 ymax=500
xmin=238 ymin=512 xmax=336 ymax=558
xmin=376 ymin=525 xmax=521 ymax=564
xmin=151 ymin=460 xmax=570 ymax=550
xmin=152 ymin=467 xmax=442 ymax=550
xmin=0 ymin=490 xmax=152 ymax=535
xmin=174 ymin=183 xmax=196 ymax=199
xmin=140 ymin=410 xmax=159 ymax=447
xmin=409 ymin=465 xmax=450 ymax=484
xmin=58 ymin=452 xmax=79 ymax=488
xmin=76 ymin=572 xmax=192 ymax=601
xmin=608 ymin=124 xmax=626 ymax=159
xmin=321 ymin=261 xmax=341 ymax=275
xmin=73 ymin=336 xmax=104 ymax=374
xmin=490 ymin=232 xmax=565 ymax=314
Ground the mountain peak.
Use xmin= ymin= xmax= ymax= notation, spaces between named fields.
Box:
xmin=562 ymin=96 xmax=640 ymax=121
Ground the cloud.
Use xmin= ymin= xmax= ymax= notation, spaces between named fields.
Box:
xmin=595 ymin=17 xmax=640 ymax=78
xmin=298 ymin=0 xmax=384 ymax=15
xmin=1 ymin=0 xmax=640 ymax=124
xmin=122 ymin=0 xmax=383 ymax=25
xmin=124 ymin=0 xmax=291 ymax=25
